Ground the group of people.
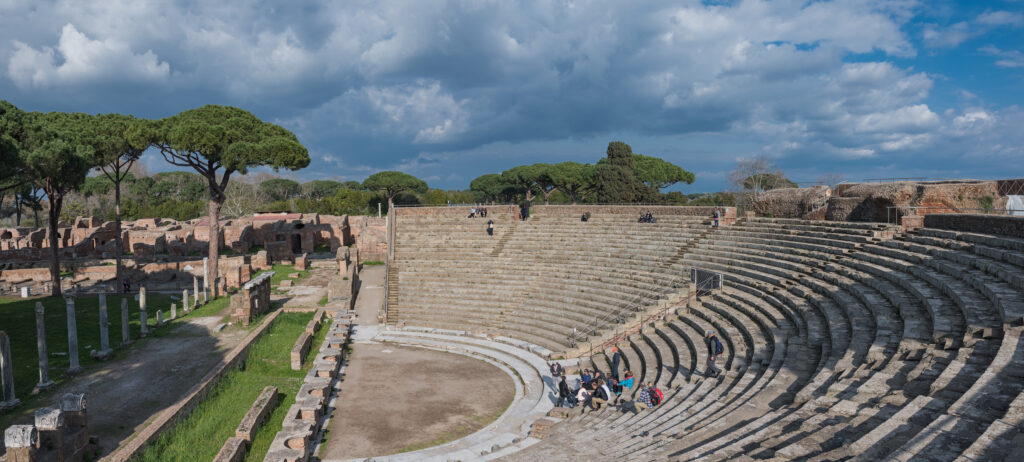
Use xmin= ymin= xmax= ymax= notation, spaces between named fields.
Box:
xmin=547 ymin=333 xmax=725 ymax=414
xmin=637 ymin=211 xmax=657 ymax=223
xmin=468 ymin=206 xmax=489 ymax=218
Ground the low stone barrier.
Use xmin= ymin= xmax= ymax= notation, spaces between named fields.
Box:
xmin=305 ymin=309 xmax=325 ymax=334
xmin=213 ymin=437 xmax=247 ymax=462
xmin=265 ymin=321 xmax=350 ymax=462
xmin=102 ymin=310 xmax=283 ymax=462
xmin=236 ymin=386 xmax=280 ymax=442
xmin=290 ymin=333 xmax=313 ymax=371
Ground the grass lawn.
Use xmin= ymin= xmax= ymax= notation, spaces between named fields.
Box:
xmin=0 ymin=293 xmax=180 ymax=402
xmin=134 ymin=311 xmax=330 ymax=462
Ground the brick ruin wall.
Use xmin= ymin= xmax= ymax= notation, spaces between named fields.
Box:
xmin=826 ymin=180 xmax=1008 ymax=222
xmin=347 ymin=216 xmax=386 ymax=262
xmin=0 ymin=213 xmax=369 ymax=295
xmin=752 ymin=186 xmax=831 ymax=220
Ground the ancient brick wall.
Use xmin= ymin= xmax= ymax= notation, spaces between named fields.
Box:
xmin=924 ymin=214 xmax=1024 ymax=239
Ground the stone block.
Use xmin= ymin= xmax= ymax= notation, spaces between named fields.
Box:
xmin=279 ymin=279 xmax=293 ymax=288
xmin=288 ymin=273 xmax=300 ymax=279
xmin=295 ymin=253 xmax=309 ymax=271
xmin=291 ymin=332 xmax=313 ymax=370
xmin=236 ymin=386 xmax=280 ymax=443
xmin=214 ymin=436 xmax=247 ymax=462
xmin=252 ymin=250 xmax=270 ymax=270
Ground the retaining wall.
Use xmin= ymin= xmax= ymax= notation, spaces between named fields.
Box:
xmin=924 ymin=214 xmax=1024 ymax=239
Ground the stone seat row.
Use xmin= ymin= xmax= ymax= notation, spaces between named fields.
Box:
xmin=500 ymin=219 xmax=1024 ymax=461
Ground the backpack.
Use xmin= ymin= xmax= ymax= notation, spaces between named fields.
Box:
xmin=650 ymin=388 xmax=663 ymax=406
xmin=714 ymin=338 xmax=724 ymax=356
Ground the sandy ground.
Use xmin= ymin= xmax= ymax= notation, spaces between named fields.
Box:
xmin=320 ymin=343 xmax=515 ymax=459
xmin=1 ymin=307 xmax=249 ymax=457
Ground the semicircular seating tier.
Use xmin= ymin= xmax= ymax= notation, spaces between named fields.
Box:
xmin=387 ymin=206 xmax=716 ymax=353
xmin=494 ymin=216 xmax=1024 ymax=462
xmin=388 ymin=208 xmax=1024 ymax=461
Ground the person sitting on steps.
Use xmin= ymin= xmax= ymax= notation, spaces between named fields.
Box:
xmin=633 ymin=383 xmax=654 ymax=413
xmin=549 ymin=362 xmax=563 ymax=377
xmin=591 ymin=379 xmax=610 ymax=410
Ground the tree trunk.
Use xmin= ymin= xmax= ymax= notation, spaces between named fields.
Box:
xmin=114 ymin=181 xmax=123 ymax=292
xmin=207 ymin=199 xmax=222 ymax=298
xmin=15 ymin=196 xmax=22 ymax=226
xmin=47 ymin=193 xmax=62 ymax=297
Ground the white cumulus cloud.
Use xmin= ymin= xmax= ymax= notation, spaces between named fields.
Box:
xmin=7 ymin=23 xmax=169 ymax=88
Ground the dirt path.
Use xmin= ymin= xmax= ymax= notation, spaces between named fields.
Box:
xmin=354 ymin=265 xmax=385 ymax=325
xmin=277 ymin=267 xmax=332 ymax=310
xmin=3 ymin=310 xmax=249 ymax=457
xmin=320 ymin=343 xmax=514 ymax=459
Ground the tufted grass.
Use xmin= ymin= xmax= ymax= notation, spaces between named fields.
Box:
xmin=133 ymin=311 xmax=328 ymax=462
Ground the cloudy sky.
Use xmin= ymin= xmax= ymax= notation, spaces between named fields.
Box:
xmin=1 ymin=0 xmax=1021 ymax=192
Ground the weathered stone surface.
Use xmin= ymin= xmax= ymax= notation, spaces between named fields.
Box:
xmin=295 ymin=253 xmax=309 ymax=271
xmin=291 ymin=332 xmax=312 ymax=371
xmin=236 ymin=385 xmax=279 ymax=442
xmin=752 ymin=186 xmax=831 ymax=219
xmin=230 ymin=271 xmax=274 ymax=326
xmin=214 ymin=436 xmax=248 ymax=462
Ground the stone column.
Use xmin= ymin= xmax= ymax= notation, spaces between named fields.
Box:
xmin=97 ymin=293 xmax=112 ymax=359
xmin=183 ymin=289 xmax=189 ymax=314
xmin=171 ymin=303 xmax=177 ymax=319
xmin=35 ymin=303 xmax=54 ymax=390
xmin=65 ymin=297 xmax=81 ymax=374
xmin=156 ymin=310 xmax=164 ymax=326
xmin=194 ymin=276 xmax=200 ymax=308
xmin=120 ymin=298 xmax=131 ymax=346
xmin=139 ymin=286 xmax=148 ymax=337
xmin=1 ymin=331 xmax=20 ymax=408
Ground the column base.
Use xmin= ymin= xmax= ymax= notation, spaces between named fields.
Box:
xmin=65 ymin=367 xmax=82 ymax=375
xmin=0 ymin=399 xmax=21 ymax=410
xmin=32 ymin=381 xmax=55 ymax=395
xmin=92 ymin=349 xmax=113 ymax=360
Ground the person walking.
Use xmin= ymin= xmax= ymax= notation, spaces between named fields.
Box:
xmin=705 ymin=330 xmax=724 ymax=378
xmin=557 ymin=375 xmax=571 ymax=407
xmin=611 ymin=346 xmax=622 ymax=380
xmin=487 ymin=219 xmax=494 ymax=236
